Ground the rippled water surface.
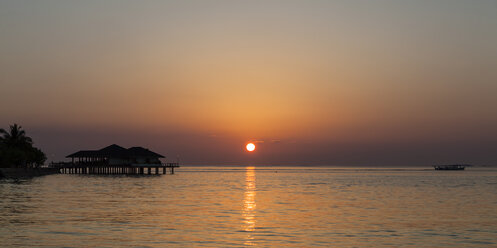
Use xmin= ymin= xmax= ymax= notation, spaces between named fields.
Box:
xmin=1 ymin=166 xmax=497 ymax=247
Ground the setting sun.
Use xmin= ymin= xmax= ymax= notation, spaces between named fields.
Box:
xmin=246 ymin=143 xmax=256 ymax=152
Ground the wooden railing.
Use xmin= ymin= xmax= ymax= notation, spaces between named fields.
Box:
xmin=49 ymin=161 xmax=180 ymax=168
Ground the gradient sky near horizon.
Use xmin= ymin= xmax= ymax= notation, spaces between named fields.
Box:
xmin=1 ymin=0 xmax=497 ymax=165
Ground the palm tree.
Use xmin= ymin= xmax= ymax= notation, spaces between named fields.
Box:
xmin=0 ymin=124 xmax=32 ymax=148
xmin=0 ymin=124 xmax=44 ymax=168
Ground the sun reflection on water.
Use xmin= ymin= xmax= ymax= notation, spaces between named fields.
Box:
xmin=243 ymin=166 xmax=256 ymax=245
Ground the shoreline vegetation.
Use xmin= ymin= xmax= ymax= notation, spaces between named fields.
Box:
xmin=0 ymin=124 xmax=49 ymax=178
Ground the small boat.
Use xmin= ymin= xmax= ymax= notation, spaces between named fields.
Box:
xmin=433 ymin=164 xmax=468 ymax=170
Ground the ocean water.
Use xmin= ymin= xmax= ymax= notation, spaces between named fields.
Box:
xmin=1 ymin=166 xmax=497 ymax=247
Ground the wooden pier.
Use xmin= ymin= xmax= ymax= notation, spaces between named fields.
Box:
xmin=53 ymin=144 xmax=180 ymax=175
xmin=50 ymin=162 xmax=180 ymax=175
xmin=433 ymin=164 xmax=467 ymax=170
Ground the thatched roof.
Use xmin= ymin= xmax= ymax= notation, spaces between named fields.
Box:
xmin=127 ymin=147 xmax=165 ymax=158
xmin=66 ymin=144 xmax=165 ymax=158
xmin=98 ymin=144 xmax=128 ymax=157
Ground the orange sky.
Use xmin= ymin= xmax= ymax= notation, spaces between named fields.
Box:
xmin=1 ymin=1 xmax=497 ymax=165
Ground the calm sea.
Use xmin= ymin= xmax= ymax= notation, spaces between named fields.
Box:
xmin=1 ymin=166 xmax=497 ymax=247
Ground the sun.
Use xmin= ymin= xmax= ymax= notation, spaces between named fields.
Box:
xmin=246 ymin=143 xmax=256 ymax=152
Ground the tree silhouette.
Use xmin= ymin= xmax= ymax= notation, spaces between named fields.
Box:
xmin=0 ymin=124 xmax=46 ymax=168
xmin=0 ymin=124 xmax=33 ymax=148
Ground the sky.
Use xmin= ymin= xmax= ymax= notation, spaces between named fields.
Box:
xmin=1 ymin=0 xmax=496 ymax=166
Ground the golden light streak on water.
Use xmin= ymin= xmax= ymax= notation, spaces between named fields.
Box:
xmin=243 ymin=166 xmax=256 ymax=245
